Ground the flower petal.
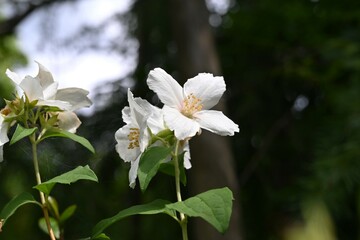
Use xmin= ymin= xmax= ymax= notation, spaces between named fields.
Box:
xmin=134 ymin=97 xmax=165 ymax=134
xmin=57 ymin=111 xmax=81 ymax=133
xmin=42 ymin=82 xmax=59 ymax=100
xmin=147 ymin=68 xmax=184 ymax=109
xmin=0 ymin=146 xmax=3 ymax=162
xmin=163 ymin=105 xmax=200 ymax=140
xmin=19 ymin=76 xmax=44 ymax=101
xmin=55 ymin=88 xmax=92 ymax=111
xmin=115 ymin=124 xmax=141 ymax=163
xmin=128 ymin=155 xmax=141 ymax=188
xmin=37 ymin=99 xmax=72 ymax=110
xmin=0 ymin=117 xmax=9 ymax=146
xmin=184 ymin=73 xmax=226 ymax=109
xmin=195 ymin=110 xmax=239 ymax=136
xmin=121 ymin=106 xmax=132 ymax=124
xmin=182 ymin=141 xmax=192 ymax=169
xmin=35 ymin=61 xmax=55 ymax=89
xmin=127 ymin=90 xmax=150 ymax=151
xmin=5 ymin=69 xmax=22 ymax=85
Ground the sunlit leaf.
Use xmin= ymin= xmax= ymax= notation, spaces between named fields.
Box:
xmin=166 ymin=187 xmax=234 ymax=233
xmin=34 ymin=165 xmax=98 ymax=196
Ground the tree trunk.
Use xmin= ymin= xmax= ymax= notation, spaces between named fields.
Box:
xmin=170 ymin=0 xmax=243 ymax=239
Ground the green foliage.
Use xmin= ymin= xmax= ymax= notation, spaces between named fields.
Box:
xmin=41 ymin=129 xmax=95 ymax=153
xmin=138 ymin=146 xmax=172 ymax=191
xmin=91 ymin=199 xmax=174 ymax=239
xmin=38 ymin=217 xmax=60 ymax=239
xmin=0 ymin=192 xmax=41 ymax=227
xmin=34 ymin=165 xmax=98 ymax=196
xmin=1 ymin=0 xmax=360 ymax=239
xmin=92 ymin=188 xmax=233 ymax=238
xmin=167 ymin=187 xmax=234 ymax=234
xmin=9 ymin=124 xmax=37 ymax=145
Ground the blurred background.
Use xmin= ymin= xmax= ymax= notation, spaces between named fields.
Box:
xmin=0 ymin=0 xmax=359 ymax=239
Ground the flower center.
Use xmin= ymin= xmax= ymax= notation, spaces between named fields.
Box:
xmin=0 ymin=107 xmax=11 ymax=116
xmin=127 ymin=127 xmax=140 ymax=149
xmin=181 ymin=93 xmax=203 ymax=118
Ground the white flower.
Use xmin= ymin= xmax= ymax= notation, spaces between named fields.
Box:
xmin=6 ymin=62 xmax=92 ymax=111
xmin=147 ymin=68 xmax=239 ymax=140
xmin=115 ymin=89 xmax=163 ymax=188
xmin=115 ymin=89 xmax=192 ymax=187
xmin=6 ymin=62 xmax=92 ymax=133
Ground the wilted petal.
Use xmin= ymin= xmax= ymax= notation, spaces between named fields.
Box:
xmin=115 ymin=125 xmax=141 ymax=163
xmin=163 ymin=105 xmax=200 ymax=140
xmin=184 ymin=73 xmax=226 ymax=110
xmin=19 ymin=76 xmax=44 ymax=101
xmin=56 ymin=88 xmax=92 ymax=111
xmin=57 ymin=111 xmax=81 ymax=133
xmin=147 ymin=68 xmax=184 ymax=109
xmin=195 ymin=110 xmax=239 ymax=136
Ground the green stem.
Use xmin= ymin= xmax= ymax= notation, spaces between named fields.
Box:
xmin=173 ymin=140 xmax=188 ymax=240
xmin=31 ymin=136 xmax=56 ymax=240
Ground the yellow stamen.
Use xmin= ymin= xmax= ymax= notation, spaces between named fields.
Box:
xmin=127 ymin=128 xmax=140 ymax=149
xmin=181 ymin=93 xmax=203 ymax=118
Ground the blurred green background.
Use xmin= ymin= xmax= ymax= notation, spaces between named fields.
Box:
xmin=0 ymin=0 xmax=360 ymax=239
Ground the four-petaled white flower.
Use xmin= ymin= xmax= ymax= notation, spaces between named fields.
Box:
xmin=147 ymin=68 xmax=239 ymax=140
xmin=6 ymin=62 xmax=92 ymax=133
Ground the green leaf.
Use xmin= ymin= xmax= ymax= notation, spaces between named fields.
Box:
xmin=91 ymin=199 xmax=175 ymax=239
xmin=47 ymin=196 xmax=60 ymax=219
xmin=38 ymin=217 xmax=60 ymax=239
xmin=34 ymin=165 xmax=98 ymax=196
xmin=92 ymin=233 xmax=111 ymax=240
xmin=9 ymin=124 xmax=37 ymax=145
xmin=0 ymin=192 xmax=41 ymax=227
xmin=138 ymin=146 xmax=172 ymax=191
xmin=166 ymin=187 xmax=234 ymax=234
xmin=59 ymin=205 xmax=77 ymax=224
xmin=159 ymin=152 xmax=187 ymax=186
xmin=41 ymin=129 xmax=95 ymax=153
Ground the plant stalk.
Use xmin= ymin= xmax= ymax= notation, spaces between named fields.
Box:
xmin=173 ymin=140 xmax=188 ymax=240
xmin=31 ymin=137 xmax=56 ymax=240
